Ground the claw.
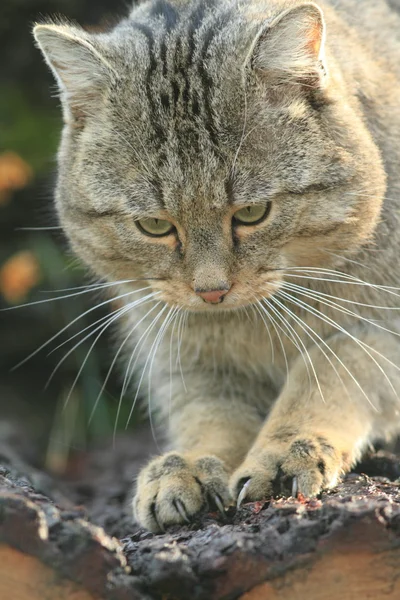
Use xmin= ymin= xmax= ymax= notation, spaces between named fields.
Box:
xmin=150 ymin=500 xmax=165 ymax=532
xmin=213 ymin=494 xmax=226 ymax=516
xmin=237 ymin=479 xmax=251 ymax=509
xmin=291 ymin=476 xmax=298 ymax=498
xmin=174 ymin=499 xmax=191 ymax=523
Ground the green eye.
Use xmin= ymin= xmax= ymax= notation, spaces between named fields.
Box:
xmin=136 ymin=217 xmax=175 ymax=237
xmin=233 ymin=203 xmax=271 ymax=226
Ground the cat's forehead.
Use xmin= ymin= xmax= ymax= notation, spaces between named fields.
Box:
xmin=111 ymin=1 xmax=253 ymax=153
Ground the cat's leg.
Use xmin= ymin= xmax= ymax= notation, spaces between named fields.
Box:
xmin=133 ymin=376 xmax=265 ymax=531
xmin=230 ymin=328 xmax=400 ymax=504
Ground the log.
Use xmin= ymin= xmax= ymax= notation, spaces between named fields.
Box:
xmin=1 ymin=433 xmax=400 ymax=600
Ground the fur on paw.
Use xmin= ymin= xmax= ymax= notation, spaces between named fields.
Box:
xmin=133 ymin=452 xmax=230 ymax=532
xmin=230 ymin=435 xmax=348 ymax=506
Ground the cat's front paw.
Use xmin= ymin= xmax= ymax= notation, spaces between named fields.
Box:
xmin=133 ymin=452 xmax=230 ymax=532
xmin=230 ymin=435 xmax=347 ymax=506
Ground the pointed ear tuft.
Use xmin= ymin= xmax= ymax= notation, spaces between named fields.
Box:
xmin=33 ymin=23 xmax=119 ymax=124
xmin=250 ymin=3 xmax=326 ymax=88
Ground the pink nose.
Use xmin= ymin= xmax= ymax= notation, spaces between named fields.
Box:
xmin=195 ymin=288 xmax=230 ymax=304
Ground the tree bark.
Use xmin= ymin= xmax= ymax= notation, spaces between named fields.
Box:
xmin=1 ymin=436 xmax=400 ymax=600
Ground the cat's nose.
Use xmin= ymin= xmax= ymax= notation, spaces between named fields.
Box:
xmin=195 ymin=286 xmax=231 ymax=304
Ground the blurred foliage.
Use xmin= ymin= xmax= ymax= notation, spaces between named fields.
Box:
xmin=0 ymin=87 xmax=59 ymax=173
xmin=0 ymin=0 xmax=141 ymax=473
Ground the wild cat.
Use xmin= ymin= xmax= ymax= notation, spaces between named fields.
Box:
xmin=34 ymin=0 xmax=400 ymax=532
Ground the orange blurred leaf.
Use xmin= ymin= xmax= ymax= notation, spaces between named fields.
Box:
xmin=0 ymin=151 xmax=33 ymax=205
xmin=0 ymin=251 xmax=41 ymax=303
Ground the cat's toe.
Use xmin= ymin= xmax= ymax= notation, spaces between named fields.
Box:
xmin=231 ymin=435 xmax=346 ymax=506
xmin=133 ymin=452 xmax=230 ymax=532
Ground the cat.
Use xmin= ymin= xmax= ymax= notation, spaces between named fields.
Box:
xmin=34 ymin=0 xmax=400 ymax=532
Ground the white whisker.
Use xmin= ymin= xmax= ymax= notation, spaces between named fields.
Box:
xmin=176 ymin=309 xmax=188 ymax=392
xmin=253 ymin=300 xmax=275 ymax=364
xmin=281 ymin=281 xmax=400 ymax=341
xmin=121 ymin=305 xmax=168 ymax=414
xmin=168 ymin=307 xmax=182 ymax=428
xmin=15 ymin=226 xmax=63 ymax=231
xmin=47 ymin=293 xmax=159 ymax=397
xmin=263 ymin=297 xmax=313 ymax=394
xmin=124 ymin=304 xmax=170 ymax=429
xmin=282 ymin=280 xmax=400 ymax=311
xmin=320 ymin=249 xmax=371 ymax=270
xmin=12 ymin=286 xmax=153 ymax=370
xmin=90 ymin=300 xmax=162 ymax=441
xmin=111 ymin=301 xmax=161 ymax=443
xmin=282 ymin=268 xmax=400 ymax=295
xmin=2 ymin=279 xmax=141 ymax=310
xmin=49 ymin=305 xmax=126 ymax=355
xmin=255 ymin=300 xmax=290 ymax=382
xmin=147 ymin=306 xmax=179 ymax=450
xmin=278 ymin=289 xmax=399 ymax=404
xmin=275 ymin=291 xmax=373 ymax=409
xmin=269 ymin=296 xmax=326 ymax=403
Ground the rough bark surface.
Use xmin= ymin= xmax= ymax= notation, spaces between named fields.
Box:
xmin=2 ymin=431 xmax=400 ymax=600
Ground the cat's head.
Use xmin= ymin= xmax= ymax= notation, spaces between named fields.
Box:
xmin=34 ymin=0 xmax=386 ymax=310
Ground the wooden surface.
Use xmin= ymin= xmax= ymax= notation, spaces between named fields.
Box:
xmin=241 ymin=519 xmax=400 ymax=600
xmin=2 ymin=443 xmax=400 ymax=599
xmin=0 ymin=545 xmax=99 ymax=600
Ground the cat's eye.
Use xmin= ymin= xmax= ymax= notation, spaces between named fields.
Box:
xmin=233 ymin=203 xmax=271 ymax=226
xmin=136 ymin=217 xmax=175 ymax=237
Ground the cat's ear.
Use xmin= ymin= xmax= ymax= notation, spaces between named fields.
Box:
xmin=33 ymin=23 xmax=119 ymax=125
xmin=249 ymin=2 xmax=326 ymax=89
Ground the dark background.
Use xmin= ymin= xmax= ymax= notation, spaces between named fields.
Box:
xmin=0 ymin=0 xmax=146 ymax=475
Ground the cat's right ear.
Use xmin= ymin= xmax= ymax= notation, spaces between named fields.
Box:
xmin=33 ymin=23 xmax=119 ymax=125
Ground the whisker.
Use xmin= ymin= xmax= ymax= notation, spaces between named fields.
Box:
xmin=320 ymin=249 xmax=371 ymax=270
xmin=252 ymin=300 xmax=275 ymax=364
xmin=168 ymin=307 xmax=181 ymax=430
xmin=11 ymin=286 xmax=153 ymax=370
xmin=281 ymin=281 xmax=400 ymax=341
xmin=281 ymin=280 xmax=400 ymax=311
xmin=1 ymin=280 xmax=139 ymax=310
xmin=124 ymin=305 xmax=170 ymax=429
xmin=230 ymin=63 xmax=249 ymax=175
xmin=255 ymin=300 xmax=289 ymax=381
xmin=278 ymin=289 xmax=399 ymax=403
xmin=121 ymin=304 xmax=168 ymax=406
xmin=47 ymin=293 xmax=160 ymax=395
xmin=40 ymin=277 xmax=166 ymax=293
xmin=281 ymin=268 xmax=400 ymax=295
xmin=274 ymin=292 xmax=373 ymax=409
xmin=39 ymin=279 xmax=132 ymax=293
xmin=344 ymin=191 xmax=400 ymax=203
xmin=269 ymin=296 xmax=326 ymax=403
xmin=263 ymin=297 xmax=313 ymax=395
xmin=15 ymin=226 xmax=63 ymax=231
xmin=176 ymin=309 xmax=188 ymax=392
xmin=49 ymin=305 xmax=126 ymax=355
xmin=82 ymin=300 xmax=162 ymax=440
xmin=147 ymin=306 xmax=179 ymax=450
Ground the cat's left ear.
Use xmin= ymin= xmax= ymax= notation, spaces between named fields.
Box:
xmin=33 ymin=23 xmax=119 ymax=125
xmin=249 ymin=2 xmax=327 ymax=89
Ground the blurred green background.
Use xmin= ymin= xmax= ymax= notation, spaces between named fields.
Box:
xmin=0 ymin=0 xmax=144 ymax=475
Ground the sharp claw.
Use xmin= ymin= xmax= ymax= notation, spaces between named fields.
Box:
xmin=150 ymin=500 xmax=165 ymax=532
xmin=174 ymin=499 xmax=191 ymax=523
xmin=292 ymin=476 xmax=298 ymax=498
xmin=213 ymin=494 xmax=225 ymax=516
xmin=237 ymin=479 xmax=251 ymax=509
